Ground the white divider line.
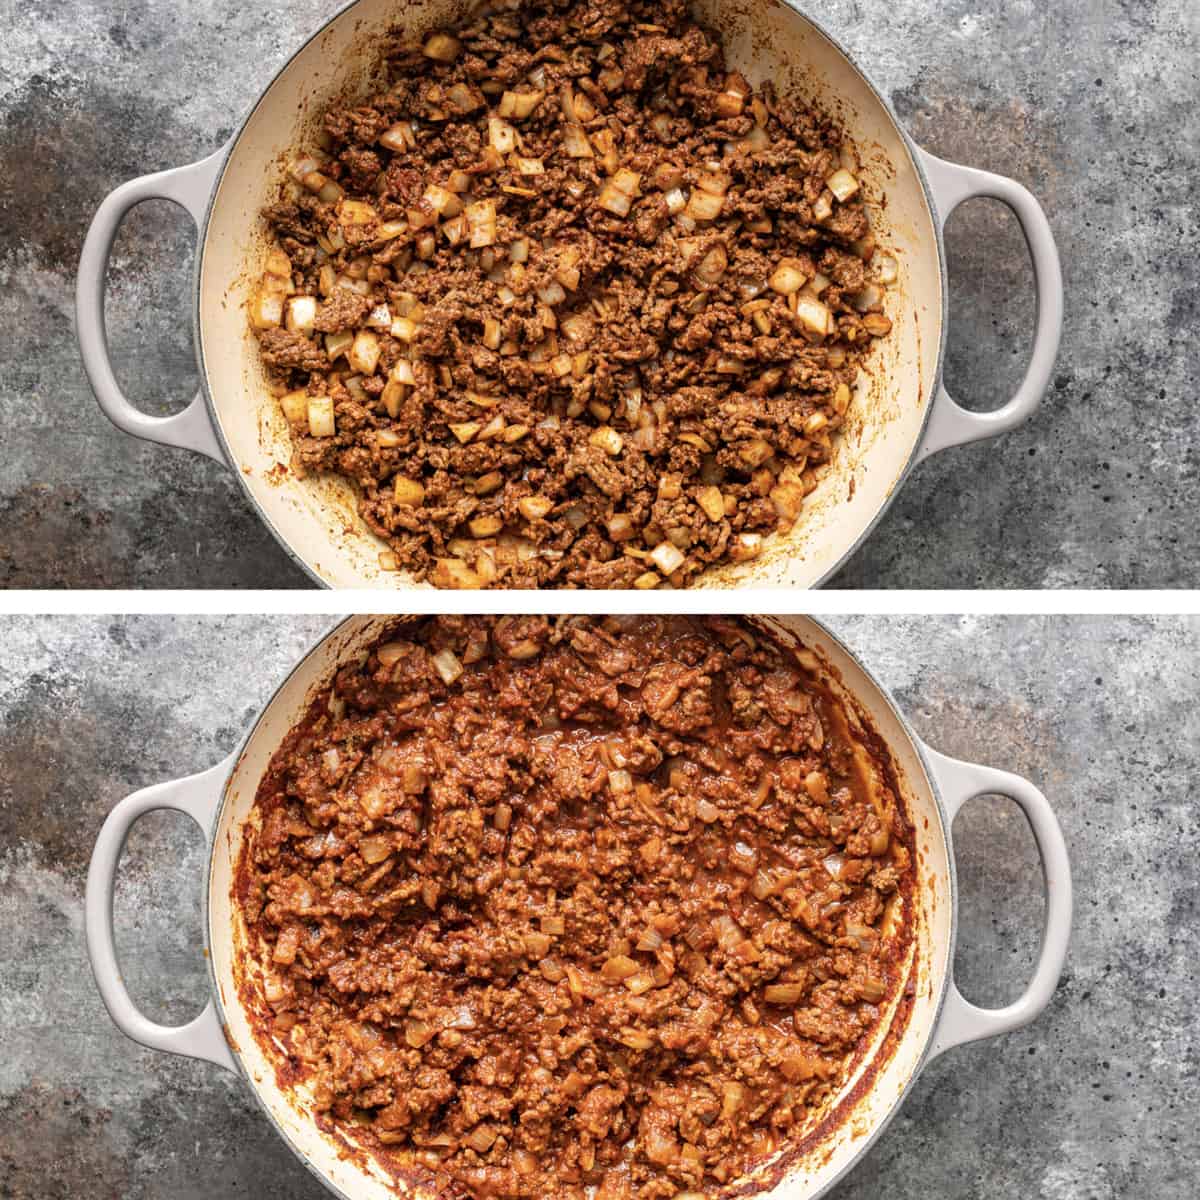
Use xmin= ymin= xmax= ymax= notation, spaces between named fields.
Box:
xmin=0 ymin=589 xmax=1197 ymax=616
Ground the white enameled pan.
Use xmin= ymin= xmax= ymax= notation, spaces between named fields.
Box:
xmin=77 ymin=0 xmax=1063 ymax=588
xmin=86 ymin=615 xmax=1072 ymax=1199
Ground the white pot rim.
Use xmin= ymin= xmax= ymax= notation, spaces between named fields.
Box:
xmin=200 ymin=614 xmax=956 ymax=1200
xmin=189 ymin=0 xmax=946 ymax=589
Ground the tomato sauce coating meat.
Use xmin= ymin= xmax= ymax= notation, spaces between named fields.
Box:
xmin=247 ymin=0 xmax=897 ymax=589
xmin=236 ymin=617 xmax=915 ymax=1200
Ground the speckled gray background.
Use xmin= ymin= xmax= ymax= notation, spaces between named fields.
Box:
xmin=0 ymin=0 xmax=1197 ymax=587
xmin=1 ymin=615 xmax=1195 ymax=1197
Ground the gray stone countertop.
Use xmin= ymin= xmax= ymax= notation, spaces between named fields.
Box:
xmin=1 ymin=1 xmax=1197 ymax=587
xmin=0 ymin=614 xmax=1194 ymax=1195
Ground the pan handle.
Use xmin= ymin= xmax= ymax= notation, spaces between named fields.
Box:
xmin=76 ymin=145 xmax=230 ymax=464
xmin=85 ymin=753 xmax=238 ymax=1072
xmin=921 ymin=744 xmax=1072 ymax=1060
xmin=914 ymin=148 xmax=1064 ymax=461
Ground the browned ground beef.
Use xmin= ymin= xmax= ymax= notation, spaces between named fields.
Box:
xmin=236 ymin=617 xmax=915 ymax=1200
xmin=248 ymin=0 xmax=896 ymax=588
xmin=252 ymin=1 xmax=899 ymax=587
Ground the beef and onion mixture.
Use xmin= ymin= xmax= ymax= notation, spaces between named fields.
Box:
xmin=237 ymin=617 xmax=915 ymax=1200
xmin=248 ymin=0 xmax=899 ymax=588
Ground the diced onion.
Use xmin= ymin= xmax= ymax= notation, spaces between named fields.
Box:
xmin=250 ymin=290 xmax=283 ymax=330
xmin=715 ymin=88 xmax=745 ymax=118
xmin=602 ymin=954 xmax=639 ymax=981
xmin=339 ymin=199 xmax=378 ymax=226
xmin=730 ymin=841 xmax=758 ymax=874
xmin=377 ymin=642 xmax=408 ymax=667
xmin=606 ymin=513 xmax=634 ymax=541
xmin=712 ymin=914 xmax=743 ymax=950
xmin=695 ymin=243 xmax=728 ymax=284
xmin=466 ymin=199 xmax=497 ymax=248
xmin=696 ymin=167 xmax=731 ymax=195
xmin=386 ymin=359 xmax=414 ymax=387
xmin=770 ymin=481 xmax=806 ymax=523
xmin=380 ymin=122 xmax=416 ymax=152
xmin=597 ymin=168 xmax=641 ymax=217
xmin=728 ymin=532 xmax=762 ymax=563
xmin=846 ymin=919 xmax=877 ymax=952
xmin=625 ymin=971 xmax=655 ymax=995
xmin=488 ymin=117 xmax=517 ymax=153
xmin=449 ymin=421 xmax=481 ymax=444
xmin=424 ymin=184 xmax=462 ymax=217
xmin=381 ymin=381 xmax=405 ymax=418
xmin=499 ymin=89 xmax=544 ymax=119
xmin=432 ymin=648 xmax=464 ymax=685
xmin=721 ymin=1081 xmax=745 ymax=1120
xmin=826 ymin=168 xmax=860 ymax=202
xmin=391 ymin=316 xmax=419 ymax=342
xmin=696 ymin=487 xmax=725 ymax=522
xmin=359 ymin=834 xmax=391 ymax=864
xmin=279 ymin=390 xmax=308 ymax=424
xmin=738 ymin=125 xmax=770 ymax=153
xmin=465 ymin=1125 xmax=497 ymax=1153
xmin=365 ymin=303 xmax=391 ymax=331
xmin=285 ymin=295 xmax=316 ymax=336
xmin=563 ymin=124 xmax=594 ymax=158
xmin=307 ymin=396 xmax=335 ymax=437
xmin=518 ymin=496 xmax=554 ymax=521
xmin=858 ymin=974 xmax=887 ymax=1002
xmin=852 ymin=283 xmax=886 ymax=313
xmin=524 ymin=931 xmax=552 ymax=958
xmin=770 ymin=258 xmax=808 ymax=295
xmin=469 ymin=514 xmax=503 ymax=538
xmin=288 ymin=158 xmax=320 ymax=184
xmin=393 ymin=477 xmax=425 ymax=507
xmin=423 ymin=32 xmax=461 ymax=62
xmin=446 ymin=82 xmax=480 ymax=113
xmin=348 ymin=330 xmax=381 ymax=375
xmin=589 ymin=426 xmax=623 ymax=456
xmin=650 ymin=541 xmax=685 ymax=575
xmin=794 ymin=294 xmax=833 ymax=337
xmin=685 ymin=189 xmax=724 ymax=221
xmin=405 ymin=1019 xmax=434 ymax=1048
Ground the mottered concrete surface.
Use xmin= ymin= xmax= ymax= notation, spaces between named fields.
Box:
xmin=0 ymin=615 xmax=1194 ymax=1196
xmin=0 ymin=1 xmax=1196 ymax=586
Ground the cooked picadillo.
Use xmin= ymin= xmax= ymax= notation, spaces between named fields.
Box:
xmin=236 ymin=616 xmax=915 ymax=1200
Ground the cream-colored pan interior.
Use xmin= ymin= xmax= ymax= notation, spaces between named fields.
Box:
xmin=207 ymin=616 xmax=953 ymax=1200
xmin=197 ymin=0 xmax=943 ymax=589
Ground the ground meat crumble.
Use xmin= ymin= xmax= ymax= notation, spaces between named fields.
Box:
xmin=247 ymin=0 xmax=896 ymax=590
xmin=236 ymin=616 xmax=915 ymax=1200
